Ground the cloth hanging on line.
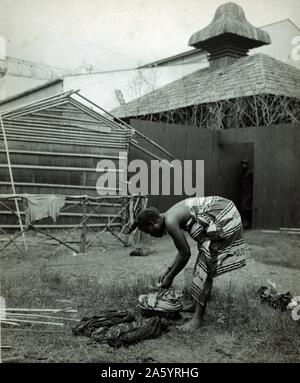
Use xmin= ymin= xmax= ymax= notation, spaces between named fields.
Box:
xmin=23 ymin=194 xmax=66 ymax=226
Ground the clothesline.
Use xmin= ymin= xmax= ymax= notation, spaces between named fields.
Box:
xmin=0 ymin=193 xmax=148 ymax=256
xmin=0 ymin=194 xmax=148 ymax=201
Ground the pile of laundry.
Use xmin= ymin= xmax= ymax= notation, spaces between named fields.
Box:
xmin=138 ymin=289 xmax=183 ymax=318
xmin=72 ymin=290 xmax=185 ymax=347
xmin=72 ymin=309 xmax=167 ymax=348
xmin=258 ymin=286 xmax=293 ymax=311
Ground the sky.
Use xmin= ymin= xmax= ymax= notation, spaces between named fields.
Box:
xmin=0 ymin=0 xmax=300 ymax=72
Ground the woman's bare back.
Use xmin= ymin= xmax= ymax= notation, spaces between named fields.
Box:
xmin=164 ymin=199 xmax=191 ymax=229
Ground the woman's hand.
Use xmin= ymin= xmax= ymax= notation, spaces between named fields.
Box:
xmin=158 ymin=267 xmax=171 ymax=286
xmin=159 ymin=273 xmax=174 ymax=289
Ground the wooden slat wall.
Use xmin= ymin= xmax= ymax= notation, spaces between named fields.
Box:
xmin=129 ymin=119 xmax=219 ymax=212
xmin=0 ymin=100 xmax=131 ymax=229
xmin=1 ymin=139 xmax=125 ymax=156
xmin=129 ymin=119 xmax=300 ymax=229
xmin=219 ymin=124 xmax=300 ymax=228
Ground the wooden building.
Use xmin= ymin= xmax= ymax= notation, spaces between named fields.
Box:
xmin=0 ymin=90 xmax=133 ymax=230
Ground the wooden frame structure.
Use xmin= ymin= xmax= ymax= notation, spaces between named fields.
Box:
xmin=0 ymin=194 xmax=148 ymax=255
xmin=0 ymin=90 xmax=176 ymax=254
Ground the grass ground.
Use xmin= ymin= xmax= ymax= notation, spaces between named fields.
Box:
xmin=0 ymin=230 xmax=299 ymax=363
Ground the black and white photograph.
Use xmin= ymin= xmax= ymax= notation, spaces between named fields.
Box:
xmin=0 ymin=0 xmax=299 ymax=368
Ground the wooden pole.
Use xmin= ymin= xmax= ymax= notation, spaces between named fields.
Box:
xmin=0 ymin=307 xmax=76 ymax=313
xmin=5 ymin=313 xmax=80 ymax=322
xmin=2 ymin=89 xmax=76 ymax=117
xmin=279 ymin=227 xmax=300 ymax=232
xmin=129 ymin=197 xmax=134 ymax=227
xmin=74 ymin=92 xmax=176 ymax=160
xmin=1 ymin=356 xmax=24 ymax=363
xmin=0 ymin=318 xmax=64 ymax=326
xmin=0 ymin=114 xmax=27 ymax=251
xmin=1 ymin=329 xmax=65 ymax=334
xmin=0 ymin=201 xmax=78 ymax=253
xmin=130 ymin=142 xmax=175 ymax=165
xmin=85 ymin=200 xmax=130 ymax=249
xmin=128 ymin=197 xmax=135 ymax=246
xmin=0 ymin=227 xmax=26 ymax=253
xmin=80 ymin=199 xmax=88 ymax=253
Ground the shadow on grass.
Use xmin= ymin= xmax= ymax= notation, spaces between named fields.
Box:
xmin=244 ymin=231 xmax=300 ymax=270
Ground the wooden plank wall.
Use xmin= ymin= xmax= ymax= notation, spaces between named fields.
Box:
xmin=129 ymin=120 xmax=300 ymax=229
xmin=218 ymin=123 xmax=299 ymax=229
xmin=2 ymin=117 xmax=298 ymax=229
xmin=0 ymin=139 xmax=127 ymax=229
xmin=129 ymin=119 xmax=219 ymax=212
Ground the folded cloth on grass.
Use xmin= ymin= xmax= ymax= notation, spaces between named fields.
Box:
xmin=72 ymin=309 xmax=135 ymax=337
xmin=72 ymin=309 xmax=165 ymax=347
xmin=92 ymin=317 xmax=163 ymax=348
xmin=138 ymin=289 xmax=183 ymax=312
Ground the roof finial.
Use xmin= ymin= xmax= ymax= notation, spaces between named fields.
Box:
xmin=188 ymin=2 xmax=271 ymax=69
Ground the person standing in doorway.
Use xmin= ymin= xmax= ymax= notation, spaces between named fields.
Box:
xmin=240 ymin=160 xmax=253 ymax=229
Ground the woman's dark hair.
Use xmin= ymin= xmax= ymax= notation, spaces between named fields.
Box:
xmin=128 ymin=207 xmax=160 ymax=233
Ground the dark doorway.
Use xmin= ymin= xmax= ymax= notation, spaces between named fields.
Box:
xmin=217 ymin=142 xmax=254 ymax=228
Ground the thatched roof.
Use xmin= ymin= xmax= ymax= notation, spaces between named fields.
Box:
xmin=111 ymin=53 xmax=300 ymax=118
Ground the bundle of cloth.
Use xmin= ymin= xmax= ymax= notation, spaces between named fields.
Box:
xmin=72 ymin=309 xmax=166 ymax=347
xmin=258 ymin=286 xmax=293 ymax=311
xmin=129 ymin=246 xmax=156 ymax=257
xmin=138 ymin=289 xmax=183 ymax=314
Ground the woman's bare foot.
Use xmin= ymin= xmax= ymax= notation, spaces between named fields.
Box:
xmin=182 ymin=302 xmax=195 ymax=312
xmin=182 ymin=295 xmax=211 ymax=312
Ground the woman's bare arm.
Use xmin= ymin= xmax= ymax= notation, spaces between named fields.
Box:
xmin=158 ymin=252 xmax=179 ymax=285
xmin=165 ymin=221 xmax=191 ymax=280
